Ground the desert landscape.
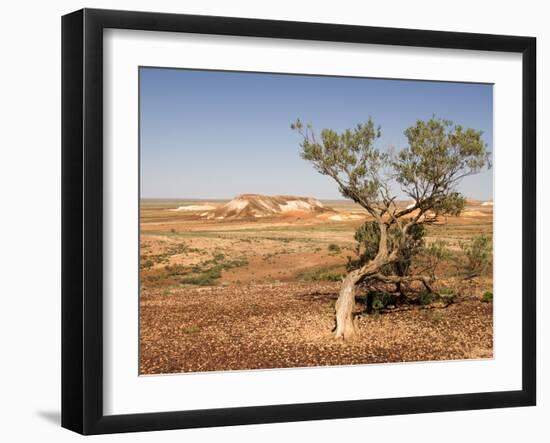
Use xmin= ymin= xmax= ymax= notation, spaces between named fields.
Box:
xmin=139 ymin=195 xmax=493 ymax=374
xmin=138 ymin=68 xmax=494 ymax=375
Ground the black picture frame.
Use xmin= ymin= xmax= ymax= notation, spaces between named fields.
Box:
xmin=62 ymin=8 xmax=536 ymax=435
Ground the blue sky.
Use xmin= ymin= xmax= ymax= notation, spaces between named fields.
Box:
xmin=140 ymin=68 xmax=493 ymax=200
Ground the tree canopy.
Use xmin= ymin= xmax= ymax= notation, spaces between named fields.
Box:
xmin=292 ymin=116 xmax=490 ymax=225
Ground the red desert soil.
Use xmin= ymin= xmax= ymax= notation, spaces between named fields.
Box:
xmin=139 ymin=282 xmax=493 ymax=375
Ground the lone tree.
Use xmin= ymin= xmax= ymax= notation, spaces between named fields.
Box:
xmin=291 ymin=117 xmax=490 ymax=339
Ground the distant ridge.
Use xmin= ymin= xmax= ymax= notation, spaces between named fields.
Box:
xmin=208 ymin=194 xmax=335 ymax=220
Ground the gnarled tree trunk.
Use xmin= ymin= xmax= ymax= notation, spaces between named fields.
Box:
xmin=333 ymin=270 xmax=361 ymax=339
xmin=333 ymin=257 xmax=389 ymax=339
xmin=333 ymin=222 xmax=395 ymax=339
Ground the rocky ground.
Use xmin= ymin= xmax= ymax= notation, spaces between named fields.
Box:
xmin=139 ymin=281 xmax=493 ymax=375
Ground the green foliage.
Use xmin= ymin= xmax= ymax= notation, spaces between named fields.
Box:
xmin=213 ymin=252 xmax=225 ymax=262
xmin=141 ymin=259 xmax=154 ymax=270
xmin=292 ymin=116 xmax=490 ymax=217
xmin=419 ymin=240 xmax=451 ymax=278
xmin=179 ymin=267 xmax=222 ymax=286
xmin=169 ymin=254 xmax=248 ymax=286
xmin=165 ymin=264 xmax=186 ymax=276
xmin=394 ymin=223 xmax=425 ymax=275
xmin=459 ymin=235 xmax=492 ymax=277
xmin=318 ymin=272 xmax=343 ymax=282
xmin=298 ymin=266 xmax=344 ymax=282
xmin=371 ymin=297 xmax=385 ymax=312
xmin=482 ymin=291 xmax=493 ymax=303
xmin=392 ymin=117 xmax=490 ymax=210
xmin=367 ymin=291 xmax=395 ymax=313
xmin=183 ymin=325 xmax=201 ymax=334
xmin=346 ymin=221 xmax=379 ymax=271
xmin=438 ymin=288 xmax=456 ymax=304
xmin=347 ymin=221 xmax=425 ymax=276
xmin=140 ymin=241 xmax=202 ymax=272
xmin=426 ymin=310 xmax=444 ymax=322
xmin=431 ymin=192 xmax=466 ymax=217
xmin=417 ymin=290 xmax=435 ymax=306
xmin=416 ymin=288 xmax=456 ymax=306
xmin=292 ymin=117 xmax=385 ymax=204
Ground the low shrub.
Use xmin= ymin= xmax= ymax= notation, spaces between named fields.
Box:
xmin=141 ymin=259 xmax=154 ymax=270
xmin=324 ymin=273 xmax=344 ymax=282
xmin=417 ymin=291 xmax=435 ymax=306
xmin=297 ymin=266 xmax=344 ymax=282
xmin=180 ymin=266 xmax=222 ymax=285
xmin=427 ymin=310 xmax=444 ymax=322
xmin=438 ymin=287 xmax=456 ymax=304
xmin=368 ymin=291 xmax=395 ymax=313
xmin=165 ymin=264 xmax=186 ymax=276
xmin=459 ymin=235 xmax=492 ymax=277
xmin=175 ymin=256 xmax=248 ymax=286
xmin=482 ymin=291 xmax=493 ymax=303
xmin=213 ymin=252 xmax=225 ymax=262
xmin=183 ymin=325 xmax=201 ymax=334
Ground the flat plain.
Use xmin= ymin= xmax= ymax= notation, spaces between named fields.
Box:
xmin=139 ymin=197 xmax=493 ymax=375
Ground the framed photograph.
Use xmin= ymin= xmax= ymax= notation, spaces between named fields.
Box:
xmin=61 ymin=8 xmax=536 ymax=435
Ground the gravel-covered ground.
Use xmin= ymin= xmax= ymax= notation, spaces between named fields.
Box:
xmin=139 ymin=281 xmax=493 ymax=375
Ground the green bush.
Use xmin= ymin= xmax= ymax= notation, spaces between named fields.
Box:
xmin=183 ymin=325 xmax=201 ymax=334
xmin=417 ymin=291 xmax=435 ymax=306
xmin=213 ymin=252 xmax=225 ymax=262
xmin=420 ymin=240 xmax=450 ymax=279
xmin=427 ymin=310 xmax=444 ymax=322
xmin=299 ymin=268 xmax=344 ymax=282
xmin=438 ymin=287 xmax=456 ymax=304
xmin=327 ymin=243 xmax=341 ymax=254
xmin=459 ymin=235 xmax=492 ymax=277
xmin=165 ymin=264 xmax=186 ymax=276
xmin=347 ymin=221 xmax=425 ymax=277
xmin=178 ymin=256 xmax=248 ymax=286
xmin=368 ymin=291 xmax=395 ymax=313
xmin=482 ymin=291 xmax=493 ymax=303
xmin=322 ymin=272 xmax=344 ymax=282
xmin=180 ymin=266 xmax=222 ymax=285
xmin=141 ymin=259 xmax=154 ymax=270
